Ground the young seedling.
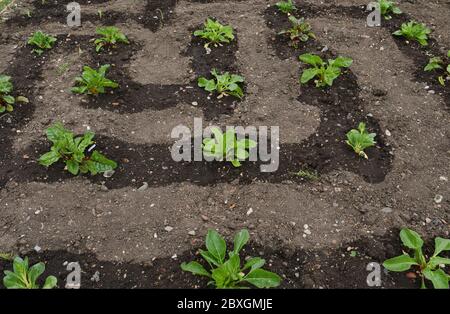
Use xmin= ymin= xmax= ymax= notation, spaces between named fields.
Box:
xmin=94 ymin=26 xmax=129 ymax=52
xmin=383 ymin=228 xmax=450 ymax=289
xmin=278 ymin=16 xmax=316 ymax=48
xmin=39 ymin=123 xmax=117 ymax=176
xmin=0 ymin=75 xmax=28 ymax=113
xmin=393 ymin=21 xmax=431 ymax=46
xmin=276 ymin=0 xmax=297 ymax=14
xmin=424 ymin=50 xmax=450 ymax=86
xmin=203 ymin=127 xmax=256 ymax=168
xmin=198 ymin=69 xmax=245 ymax=99
xmin=194 ymin=18 xmax=234 ymax=49
xmin=71 ymin=64 xmax=118 ymax=95
xmin=3 ymin=256 xmax=57 ymax=289
xmin=293 ymin=168 xmax=319 ymax=180
xmin=181 ymin=229 xmax=282 ymax=288
xmin=378 ymin=0 xmax=402 ymax=20
xmin=27 ymin=31 xmax=57 ymax=55
xmin=299 ymin=53 xmax=353 ymax=88
xmin=345 ymin=122 xmax=376 ymax=159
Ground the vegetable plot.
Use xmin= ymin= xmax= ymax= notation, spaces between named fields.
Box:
xmin=0 ymin=0 xmax=448 ymax=290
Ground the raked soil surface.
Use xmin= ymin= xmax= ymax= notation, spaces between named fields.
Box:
xmin=0 ymin=0 xmax=449 ymax=288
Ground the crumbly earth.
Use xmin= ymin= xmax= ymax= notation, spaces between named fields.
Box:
xmin=0 ymin=0 xmax=448 ymax=288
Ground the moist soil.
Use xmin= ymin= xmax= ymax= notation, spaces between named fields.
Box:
xmin=0 ymin=0 xmax=449 ymax=289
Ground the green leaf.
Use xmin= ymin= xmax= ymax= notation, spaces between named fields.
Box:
xmin=3 ymin=95 xmax=15 ymax=104
xmin=38 ymin=150 xmax=60 ymax=167
xmin=28 ymin=262 xmax=45 ymax=287
xmin=383 ymin=254 xmax=418 ymax=272
xmin=434 ymin=237 xmax=450 ymax=257
xmin=200 ymin=249 xmax=221 ymax=267
xmin=66 ymin=159 xmax=80 ymax=175
xmin=233 ymin=229 xmax=249 ymax=255
xmin=400 ymin=228 xmax=424 ymax=250
xmin=42 ymin=276 xmax=57 ymax=289
xmin=205 ymin=229 xmax=227 ymax=264
xmin=181 ymin=261 xmax=211 ymax=277
xmin=244 ymin=269 xmax=282 ymax=288
xmin=243 ymin=257 xmax=265 ymax=272
xmin=331 ymin=56 xmax=353 ymax=68
xmin=299 ymin=53 xmax=323 ymax=67
xmin=429 ymin=256 xmax=450 ymax=268
xmin=15 ymin=96 xmax=29 ymax=103
xmin=423 ymin=268 xmax=449 ymax=289
xmin=300 ymin=68 xmax=319 ymax=84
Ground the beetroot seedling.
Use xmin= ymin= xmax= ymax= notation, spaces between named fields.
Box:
xmin=0 ymin=75 xmax=28 ymax=113
xmin=27 ymin=31 xmax=57 ymax=55
xmin=94 ymin=26 xmax=129 ymax=52
xmin=276 ymin=0 xmax=297 ymax=14
xmin=203 ymin=127 xmax=256 ymax=168
xmin=194 ymin=18 xmax=234 ymax=49
xmin=299 ymin=53 xmax=353 ymax=88
xmin=39 ymin=123 xmax=117 ymax=176
xmin=278 ymin=16 xmax=315 ymax=48
xmin=181 ymin=229 xmax=282 ymax=288
xmin=71 ymin=64 xmax=118 ymax=95
xmin=393 ymin=21 xmax=431 ymax=46
xmin=384 ymin=229 xmax=450 ymax=289
xmin=198 ymin=69 xmax=244 ymax=99
xmin=345 ymin=122 xmax=376 ymax=159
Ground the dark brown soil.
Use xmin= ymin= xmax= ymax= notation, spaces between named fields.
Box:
xmin=0 ymin=0 xmax=449 ymax=290
xmin=0 ymin=230 xmax=423 ymax=289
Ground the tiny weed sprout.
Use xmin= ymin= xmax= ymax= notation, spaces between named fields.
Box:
xmin=378 ymin=0 xmax=402 ymax=20
xmin=424 ymin=51 xmax=450 ymax=86
xmin=27 ymin=31 xmax=57 ymax=55
xmin=71 ymin=64 xmax=118 ymax=95
xmin=194 ymin=18 xmax=234 ymax=49
xmin=278 ymin=16 xmax=315 ymax=48
xmin=198 ymin=69 xmax=245 ymax=99
xmin=0 ymin=75 xmax=28 ymax=113
xmin=276 ymin=0 xmax=297 ymax=14
xmin=346 ymin=122 xmax=376 ymax=159
xmin=299 ymin=53 xmax=353 ymax=88
xmin=39 ymin=123 xmax=117 ymax=176
xmin=94 ymin=26 xmax=129 ymax=52
xmin=203 ymin=127 xmax=257 ymax=168
xmin=383 ymin=228 xmax=450 ymax=289
xmin=293 ymin=168 xmax=319 ymax=180
xmin=393 ymin=21 xmax=431 ymax=46
xmin=3 ymin=256 xmax=57 ymax=289
xmin=181 ymin=229 xmax=282 ymax=288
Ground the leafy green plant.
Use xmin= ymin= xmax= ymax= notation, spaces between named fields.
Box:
xmin=94 ymin=26 xmax=129 ymax=52
xmin=383 ymin=228 xmax=450 ymax=289
xmin=345 ymin=122 xmax=376 ymax=159
xmin=194 ymin=18 xmax=234 ymax=49
xmin=3 ymin=256 xmax=57 ymax=289
xmin=181 ymin=229 xmax=282 ymax=288
xmin=278 ymin=16 xmax=315 ymax=48
xmin=424 ymin=50 xmax=450 ymax=86
xmin=203 ymin=127 xmax=256 ymax=168
xmin=393 ymin=21 xmax=431 ymax=46
xmin=276 ymin=0 xmax=297 ymax=14
xmin=39 ymin=123 xmax=117 ymax=176
xmin=198 ymin=69 xmax=245 ymax=99
xmin=27 ymin=31 xmax=57 ymax=55
xmin=378 ymin=0 xmax=402 ymax=20
xmin=0 ymin=75 xmax=28 ymax=113
xmin=71 ymin=64 xmax=118 ymax=95
xmin=299 ymin=53 xmax=353 ymax=88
